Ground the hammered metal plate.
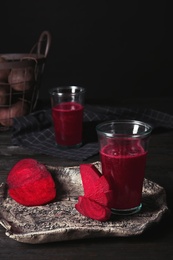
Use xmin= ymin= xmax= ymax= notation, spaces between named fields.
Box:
xmin=0 ymin=162 xmax=168 ymax=244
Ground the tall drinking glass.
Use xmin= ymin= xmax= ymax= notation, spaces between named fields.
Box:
xmin=50 ymin=86 xmax=85 ymax=148
xmin=96 ymin=120 xmax=152 ymax=215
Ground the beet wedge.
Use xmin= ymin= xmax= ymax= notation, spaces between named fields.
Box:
xmin=95 ymin=175 xmax=111 ymax=193
xmin=80 ymin=164 xmax=111 ymax=196
xmin=80 ymin=163 xmax=114 ymax=208
xmin=80 ymin=164 xmax=102 ymax=197
xmin=87 ymin=189 xmax=114 ymax=208
xmin=75 ymin=196 xmax=111 ymax=221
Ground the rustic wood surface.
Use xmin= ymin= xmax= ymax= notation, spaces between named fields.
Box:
xmin=0 ymin=97 xmax=173 ymax=260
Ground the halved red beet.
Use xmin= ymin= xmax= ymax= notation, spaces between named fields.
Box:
xmin=7 ymin=158 xmax=40 ymax=188
xmin=7 ymin=158 xmax=56 ymax=206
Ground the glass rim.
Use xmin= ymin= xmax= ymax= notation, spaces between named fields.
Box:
xmin=49 ymin=86 xmax=85 ymax=96
xmin=96 ymin=119 xmax=153 ymax=138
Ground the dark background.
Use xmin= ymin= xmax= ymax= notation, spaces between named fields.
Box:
xmin=1 ymin=0 xmax=173 ymax=104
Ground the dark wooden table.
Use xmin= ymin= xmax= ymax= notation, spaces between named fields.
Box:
xmin=1 ymin=98 xmax=173 ymax=260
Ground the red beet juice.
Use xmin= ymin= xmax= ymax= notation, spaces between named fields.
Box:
xmin=52 ymin=101 xmax=84 ymax=147
xmin=100 ymin=141 xmax=147 ymax=210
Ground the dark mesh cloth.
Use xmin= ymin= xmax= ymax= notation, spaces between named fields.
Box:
xmin=12 ymin=105 xmax=173 ymax=161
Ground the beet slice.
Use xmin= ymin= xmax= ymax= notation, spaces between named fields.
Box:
xmin=75 ymin=196 xmax=111 ymax=221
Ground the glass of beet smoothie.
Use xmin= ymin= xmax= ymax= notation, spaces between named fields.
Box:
xmin=96 ymin=120 xmax=152 ymax=215
xmin=49 ymin=86 xmax=85 ymax=148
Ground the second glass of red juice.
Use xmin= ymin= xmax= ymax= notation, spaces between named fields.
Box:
xmin=49 ymin=86 xmax=85 ymax=148
xmin=96 ymin=120 xmax=152 ymax=215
